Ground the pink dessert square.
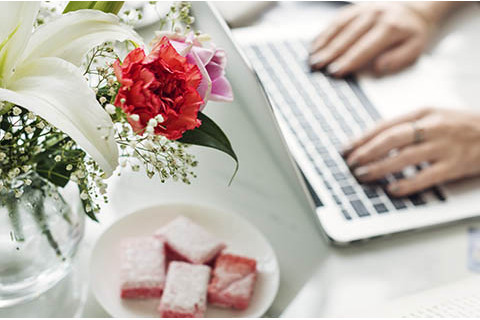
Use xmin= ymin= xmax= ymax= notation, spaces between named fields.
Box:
xmin=207 ymin=253 xmax=257 ymax=310
xmin=155 ymin=216 xmax=226 ymax=265
xmin=158 ymin=261 xmax=211 ymax=318
xmin=120 ymin=236 xmax=166 ymax=299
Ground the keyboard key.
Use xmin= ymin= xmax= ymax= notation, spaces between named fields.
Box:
xmin=432 ymin=186 xmax=446 ymax=202
xmin=376 ymin=178 xmax=389 ymax=186
xmin=362 ymin=186 xmax=378 ymax=199
xmin=341 ymin=185 xmax=356 ymax=196
xmin=393 ymin=172 xmax=405 ymax=180
xmin=332 ymin=172 xmax=347 ymax=181
xmin=324 ymin=158 xmax=337 ymax=168
xmin=341 ymin=209 xmax=352 ymax=220
xmin=315 ymin=146 xmax=328 ymax=154
xmin=373 ymin=203 xmax=388 ymax=214
xmin=332 ymin=195 xmax=342 ymax=205
xmin=408 ymin=193 xmax=426 ymax=206
xmin=315 ymin=167 xmax=324 ymax=177
xmin=390 ymin=198 xmax=407 ymax=210
xmin=324 ymin=181 xmax=332 ymax=190
xmin=304 ymin=128 xmax=318 ymax=141
xmin=350 ymin=199 xmax=370 ymax=217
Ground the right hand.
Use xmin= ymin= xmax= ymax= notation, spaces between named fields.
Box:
xmin=309 ymin=2 xmax=433 ymax=77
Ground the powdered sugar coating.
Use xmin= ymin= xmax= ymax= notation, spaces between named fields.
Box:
xmin=207 ymin=253 xmax=257 ymax=310
xmin=120 ymin=236 xmax=166 ymax=299
xmin=158 ymin=261 xmax=211 ymax=317
xmin=155 ymin=216 xmax=225 ymax=264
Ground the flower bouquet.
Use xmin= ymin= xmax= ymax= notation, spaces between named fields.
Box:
xmin=0 ymin=1 xmax=236 ymax=305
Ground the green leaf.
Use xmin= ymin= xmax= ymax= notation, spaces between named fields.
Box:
xmin=79 ymin=196 xmax=99 ymax=222
xmin=63 ymin=1 xmax=125 ymax=14
xmin=63 ymin=1 xmax=97 ymax=13
xmin=35 ymin=159 xmax=71 ymax=188
xmin=178 ymin=112 xmax=238 ymax=183
xmin=93 ymin=1 xmax=124 ymax=14
xmin=35 ymin=149 xmax=84 ymax=188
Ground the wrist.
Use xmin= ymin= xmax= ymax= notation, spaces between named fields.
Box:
xmin=404 ymin=2 xmax=462 ymax=27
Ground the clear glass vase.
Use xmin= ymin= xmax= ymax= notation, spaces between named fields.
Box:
xmin=0 ymin=173 xmax=85 ymax=307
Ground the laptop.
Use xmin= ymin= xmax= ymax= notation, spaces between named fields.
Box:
xmin=364 ymin=275 xmax=480 ymax=317
xmin=192 ymin=2 xmax=480 ymax=244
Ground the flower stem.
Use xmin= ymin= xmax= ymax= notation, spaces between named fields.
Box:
xmin=5 ymin=195 xmax=25 ymax=243
xmin=30 ymin=188 xmax=65 ymax=261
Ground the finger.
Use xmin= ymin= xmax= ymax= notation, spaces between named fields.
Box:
xmin=346 ymin=122 xmax=421 ymax=167
xmin=310 ymin=13 xmax=375 ymax=70
xmin=309 ymin=5 xmax=359 ymax=54
xmin=343 ymin=107 xmax=433 ymax=156
xmin=373 ymin=38 xmax=424 ymax=75
xmin=354 ymin=142 xmax=441 ymax=182
xmin=387 ymin=162 xmax=450 ymax=197
xmin=326 ymin=24 xmax=402 ymax=77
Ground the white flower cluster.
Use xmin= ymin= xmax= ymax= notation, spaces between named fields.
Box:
xmin=0 ymin=102 xmax=103 ymax=220
xmin=0 ymin=104 xmax=51 ymax=198
xmin=115 ymin=119 xmax=198 ymax=184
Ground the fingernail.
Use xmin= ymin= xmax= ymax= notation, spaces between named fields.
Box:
xmin=309 ymin=40 xmax=325 ymax=55
xmin=309 ymin=53 xmax=325 ymax=67
xmin=342 ymin=145 xmax=353 ymax=157
xmin=388 ymin=184 xmax=400 ymax=193
xmin=376 ymin=61 xmax=390 ymax=75
xmin=354 ymin=166 xmax=369 ymax=179
xmin=327 ymin=62 xmax=341 ymax=75
xmin=348 ymin=159 xmax=359 ymax=168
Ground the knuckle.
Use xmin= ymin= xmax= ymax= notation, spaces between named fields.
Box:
xmin=374 ymin=160 xmax=392 ymax=177
xmin=355 ymin=150 xmax=367 ymax=163
xmin=420 ymin=106 xmax=434 ymax=115
xmin=382 ymin=131 xmax=399 ymax=146
xmin=437 ymin=163 xmax=453 ymax=179
xmin=401 ymin=180 xmax=417 ymax=194
xmin=381 ymin=19 xmax=401 ymax=33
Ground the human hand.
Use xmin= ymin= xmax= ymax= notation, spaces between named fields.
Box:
xmin=344 ymin=108 xmax=480 ymax=196
xmin=309 ymin=2 xmax=438 ymax=77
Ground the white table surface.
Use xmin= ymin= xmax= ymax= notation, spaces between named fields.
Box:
xmin=6 ymin=2 xmax=480 ymax=318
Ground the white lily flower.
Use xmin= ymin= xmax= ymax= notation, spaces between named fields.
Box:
xmin=0 ymin=2 xmax=142 ymax=177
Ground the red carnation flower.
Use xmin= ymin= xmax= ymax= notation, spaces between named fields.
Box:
xmin=113 ymin=36 xmax=203 ymax=140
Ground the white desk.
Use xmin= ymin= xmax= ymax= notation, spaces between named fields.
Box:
xmin=4 ymin=2 xmax=479 ymax=318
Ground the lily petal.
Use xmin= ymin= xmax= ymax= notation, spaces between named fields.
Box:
xmin=20 ymin=9 xmax=142 ymax=67
xmin=5 ymin=57 xmax=118 ymax=176
xmin=0 ymin=2 xmax=39 ymax=84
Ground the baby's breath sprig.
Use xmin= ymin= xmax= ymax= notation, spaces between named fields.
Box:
xmin=118 ymin=6 xmax=144 ymax=26
xmin=159 ymin=2 xmax=195 ymax=34
xmin=114 ymin=120 xmax=198 ymax=184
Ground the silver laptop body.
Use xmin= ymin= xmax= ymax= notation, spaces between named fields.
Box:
xmin=194 ymin=2 xmax=480 ymax=244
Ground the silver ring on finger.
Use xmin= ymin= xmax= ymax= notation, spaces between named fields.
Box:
xmin=411 ymin=121 xmax=425 ymax=144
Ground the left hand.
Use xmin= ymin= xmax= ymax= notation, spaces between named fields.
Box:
xmin=344 ymin=107 xmax=480 ymax=196
xmin=309 ymin=2 xmax=432 ymax=77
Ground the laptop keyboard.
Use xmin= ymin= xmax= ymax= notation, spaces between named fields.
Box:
xmin=244 ymin=39 xmax=446 ymax=221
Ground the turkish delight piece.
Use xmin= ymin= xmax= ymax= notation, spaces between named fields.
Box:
xmin=155 ymin=216 xmax=226 ymax=265
xmin=158 ymin=261 xmax=211 ymax=318
xmin=120 ymin=236 xmax=166 ymax=299
xmin=207 ymin=253 xmax=257 ymax=310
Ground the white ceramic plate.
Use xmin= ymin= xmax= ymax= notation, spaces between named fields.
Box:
xmin=90 ymin=203 xmax=280 ymax=318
